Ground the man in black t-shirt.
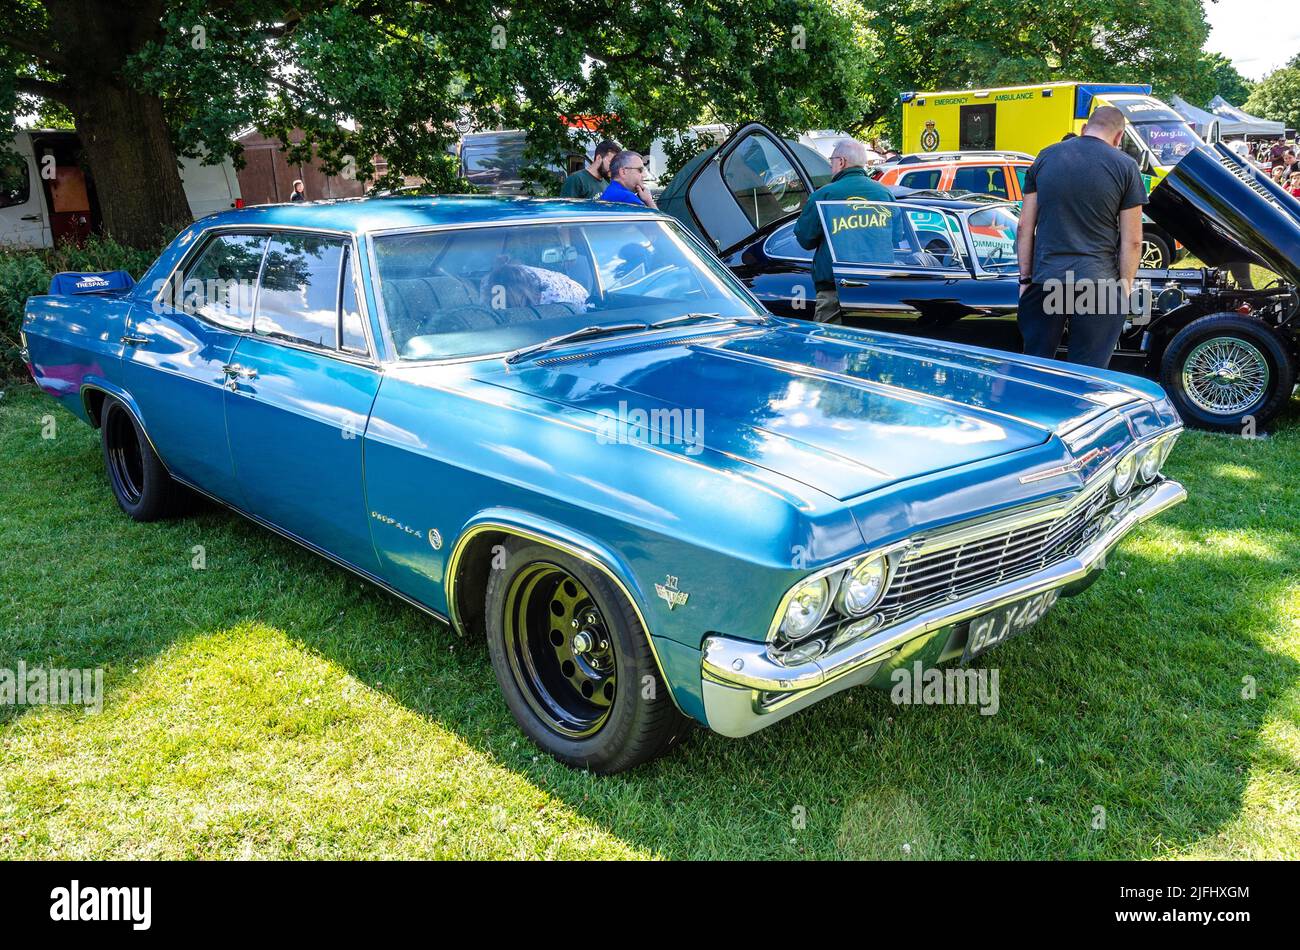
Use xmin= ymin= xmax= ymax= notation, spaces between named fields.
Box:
xmin=1015 ymin=106 xmax=1147 ymax=368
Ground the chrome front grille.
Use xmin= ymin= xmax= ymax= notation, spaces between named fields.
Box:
xmin=875 ymin=488 xmax=1120 ymax=625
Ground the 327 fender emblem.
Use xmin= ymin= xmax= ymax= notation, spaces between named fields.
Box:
xmin=655 ymin=575 xmax=689 ymax=610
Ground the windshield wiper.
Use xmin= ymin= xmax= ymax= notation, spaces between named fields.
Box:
xmin=648 ymin=311 xmax=770 ymax=329
xmin=503 ymin=322 xmax=649 ymax=365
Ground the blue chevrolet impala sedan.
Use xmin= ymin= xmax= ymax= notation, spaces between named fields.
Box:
xmin=22 ymin=195 xmax=1186 ymax=772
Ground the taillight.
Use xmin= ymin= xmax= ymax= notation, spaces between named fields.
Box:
xmin=1237 ymin=303 xmax=1252 ymax=315
xmin=234 ymin=198 xmax=245 ymax=209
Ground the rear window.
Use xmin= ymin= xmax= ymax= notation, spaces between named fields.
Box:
xmin=182 ymin=232 xmax=267 ymax=331
xmin=898 ymin=169 xmax=942 ymax=190
xmin=952 ymin=165 xmax=1010 ymax=198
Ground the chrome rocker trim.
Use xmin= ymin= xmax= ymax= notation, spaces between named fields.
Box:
xmin=700 ymin=477 xmax=1186 ymax=737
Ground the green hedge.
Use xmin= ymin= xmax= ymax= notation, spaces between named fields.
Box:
xmin=0 ymin=238 xmax=162 ymax=380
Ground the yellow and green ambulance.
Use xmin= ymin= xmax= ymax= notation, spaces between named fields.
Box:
xmin=900 ymin=81 xmax=1202 ymax=189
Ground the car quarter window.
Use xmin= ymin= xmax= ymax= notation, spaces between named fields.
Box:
xmin=722 ymin=133 xmax=811 ymax=230
xmin=181 ymin=232 xmax=268 ymax=331
xmin=952 ymin=165 xmax=1010 ymax=198
xmin=253 ymin=232 xmax=356 ymax=353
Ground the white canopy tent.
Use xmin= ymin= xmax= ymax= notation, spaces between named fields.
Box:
xmin=1208 ymin=95 xmax=1285 ymax=138
xmin=1169 ymin=95 xmax=1222 ymax=142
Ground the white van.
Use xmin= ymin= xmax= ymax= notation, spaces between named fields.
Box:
xmin=0 ymin=129 xmax=241 ymax=249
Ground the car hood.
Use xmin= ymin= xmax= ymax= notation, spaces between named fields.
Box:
xmin=1148 ymin=143 xmax=1300 ymax=286
xmin=474 ymin=323 xmax=1148 ymax=501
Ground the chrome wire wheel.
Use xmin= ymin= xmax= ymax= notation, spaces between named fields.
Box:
xmin=104 ymin=405 xmax=145 ymax=506
xmin=1181 ymin=336 xmax=1271 ymax=416
xmin=1140 ymin=239 xmax=1165 ymax=268
xmin=502 ymin=562 xmax=617 ymax=739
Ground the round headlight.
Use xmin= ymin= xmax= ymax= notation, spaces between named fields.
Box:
xmin=1138 ymin=439 xmax=1164 ymax=483
xmin=1113 ymin=453 xmax=1137 ymax=496
xmin=836 ymin=555 xmax=888 ymax=616
xmin=779 ymin=577 xmax=831 ymax=642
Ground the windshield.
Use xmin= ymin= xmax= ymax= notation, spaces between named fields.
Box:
xmin=966 ymin=206 xmax=1020 ymax=270
xmin=1131 ymin=121 xmax=1200 ymax=166
xmin=372 ymin=219 xmax=766 ymax=360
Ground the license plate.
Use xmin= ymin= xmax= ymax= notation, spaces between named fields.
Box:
xmin=963 ymin=589 xmax=1060 ymax=662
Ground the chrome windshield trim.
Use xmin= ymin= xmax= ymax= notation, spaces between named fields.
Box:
xmin=706 ymin=477 xmax=1186 ymax=693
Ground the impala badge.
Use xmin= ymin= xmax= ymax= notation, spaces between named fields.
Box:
xmin=655 ymin=575 xmax=689 ymax=610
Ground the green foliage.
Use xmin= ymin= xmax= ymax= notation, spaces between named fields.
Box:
xmin=1193 ymin=51 xmax=1254 ymax=107
xmin=0 ymin=238 xmax=161 ymax=379
xmin=1245 ymin=67 xmax=1300 ymax=132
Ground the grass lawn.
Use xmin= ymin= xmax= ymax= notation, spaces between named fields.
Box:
xmin=1 ymin=380 xmax=1297 ymax=860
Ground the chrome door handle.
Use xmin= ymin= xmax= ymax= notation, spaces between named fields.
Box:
xmin=222 ymin=364 xmax=258 ymax=380
xmin=120 ymin=334 xmax=149 ymax=346
xmin=838 ymin=278 xmax=870 ymax=288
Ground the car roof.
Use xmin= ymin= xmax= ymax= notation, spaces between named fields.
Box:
xmin=191 ymin=194 xmax=658 ymax=236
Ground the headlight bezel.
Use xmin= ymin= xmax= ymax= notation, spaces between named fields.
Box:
xmin=778 ymin=576 xmax=832 ymax=642
xmin=1112 ymin=451 xmax=1138 ymax=496
xmin=768 ymin=544 xmax=906 ymax=645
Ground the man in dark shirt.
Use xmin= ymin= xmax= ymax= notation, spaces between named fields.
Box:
xmin=561 ymin=140 xmax=620 ymax=199
xmin=1015 ymin=106 xmax=1147 ymax=368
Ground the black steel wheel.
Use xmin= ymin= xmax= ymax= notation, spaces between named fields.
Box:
xmin=485 ymin=540 xmax=689 ymax=772
xmin=503 ymin=562 xmax=618 ymax=738
xmin=99 ymin=398 xmax=189 ymax=521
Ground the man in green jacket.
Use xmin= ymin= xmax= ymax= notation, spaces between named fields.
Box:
xmin=561 ymin=140 xmax=621 ymax=199
xmin=793 ymin=139 xmax=893 ymax=323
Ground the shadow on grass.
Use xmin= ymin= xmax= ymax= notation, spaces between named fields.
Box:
xmin=2 ymin=384 xmax=1297 ymax=858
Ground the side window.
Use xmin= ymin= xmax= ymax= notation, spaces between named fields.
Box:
xmin=182 ymin=232 xmax=267 ymax=331
xmin=1015 ymin=166 xmax=1027 ymax=195
xmin=898 ymin=169 xmax=942 ymax=190
xmin=339 ymin=248 xmax=368 ymax=355
xmin=952 ymin=165 xmax=1009 ymax=198
xmin=254 ymin=233 xmax=347 ymax=349
xmin=722 ymin=133 xmax=811 ymax=230
xmin=0 ymin=152 xmax=31 ymax=208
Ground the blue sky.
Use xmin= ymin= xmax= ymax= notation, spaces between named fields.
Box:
xmin=1205 ymin=0 xmax=1300 ymax=82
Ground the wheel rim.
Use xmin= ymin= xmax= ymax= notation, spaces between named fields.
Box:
xmin=1140 ymin=239 xmax=1164 ymax=268
xmin=105 ymin=407 xmax=145 ymax=506
xmin=1181 ymin=336 xmax=1271 ymax=415
xmin=503 ymin=563 xmax=617 ymax=739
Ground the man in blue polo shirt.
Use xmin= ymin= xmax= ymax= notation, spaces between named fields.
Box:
xmin=599 ymin=151 xmax=658 ymax=208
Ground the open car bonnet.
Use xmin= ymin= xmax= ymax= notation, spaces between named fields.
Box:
xmin=1147 ymin=143 xmax=1300 ymax=287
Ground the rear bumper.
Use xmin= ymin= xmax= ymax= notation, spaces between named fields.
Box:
xmin=700 ymin=478 xmax=1186 ymax=737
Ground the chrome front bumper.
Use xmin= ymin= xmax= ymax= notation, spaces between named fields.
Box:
xmin=700 ymin=478 xmax=1187 ymax=737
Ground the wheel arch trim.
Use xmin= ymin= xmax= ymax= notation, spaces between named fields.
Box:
xmin=78 ymin=381 xmax=171 ymax=472
xmin=444 ymin=510 xmax=687 ymax=716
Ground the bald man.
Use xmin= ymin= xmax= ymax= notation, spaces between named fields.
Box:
xmin=1015 ymin=105 xmax=1147 ymax=367
xmin=793 ymin=138 xmax=893 ymax=323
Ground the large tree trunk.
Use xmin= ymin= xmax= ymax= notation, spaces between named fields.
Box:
xmin=45 ymin=0 xmax=193 ymax=248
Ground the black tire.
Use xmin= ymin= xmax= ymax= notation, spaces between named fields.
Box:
xmin=1140 ymin=232 xmax=1171 ymax=270
xmin=99 ymin=398 xmax=188 ymax=521
xmin=484 ymin=540 xmax=689 ymax=772
xmin=1160 ymin=313 xmax=1295 ymax=432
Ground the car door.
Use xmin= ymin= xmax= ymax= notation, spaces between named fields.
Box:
xmin=0 ymin=139 xmax=49 ymax=248
xmin=123 ymin=230 xmax=267 ymax=505
xmin=816 ymin=198 xmax=1017 ymax=345
xmin=223 ymin=230 xmax=382 ymax=574
xmin=680 ymin=122 xmax=822 ymax=255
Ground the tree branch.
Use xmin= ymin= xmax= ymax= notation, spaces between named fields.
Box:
xmin=0 ymin=29 xmax=66 ymax=70
xmin=13 ymin=76 xmax=71 ymax=104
